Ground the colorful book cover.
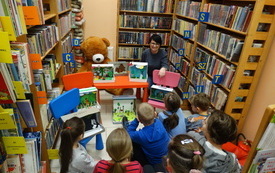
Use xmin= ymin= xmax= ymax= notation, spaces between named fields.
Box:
xmin=92 ymin=64 xmax=115 ymax=83
xmin=0 ymin=71 xmax=15 ymax=104
xmin=112 ymin=95 xmax=136 ymax=124
xmin=16 ymin=100 xmax=37 ymax=127
xmin=78 ymin=87 xmax=98 ymax=109
xmin=149 ymin=85 xmax=173 ymax=102
xmin=129 ymin=62 xmax=148 ymax=82
xmin=110 ymin=61 xmax=129 ymax=76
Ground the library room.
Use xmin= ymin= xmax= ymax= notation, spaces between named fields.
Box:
xmin=0 ymin=0 xmax=275 ymax=173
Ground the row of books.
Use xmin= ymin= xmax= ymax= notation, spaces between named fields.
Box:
xmin=169 ymin=50 xmax=190 ymax=77
xmin=170 ymin=34 xmax=193 ymax=58
xmin=56 ymin=0 xmax=71 ymax=12
xmin=176 ymin=0 xmax=201 ymax=19
xmin=61 ymin=32 xmax=73 ymax=54
xmin=59 ymin=12 xmax=73 ymax=38
xmin=197 ymin=24 xmax=244 ymax=62
xmin=120 ymin=0 xmax=173 ymax=13
xmin=45 ymin=118 xmax=60 ymax=149
xmin=173 ymin=18 xmax=197 ymax=40
xmin=119 ymin=32 xmax=170 ymax=45
xmin=118 ymin=46 xmax=146 ymax=59
xmin=0 ymin=0 xmax=27 ymax=38
xmin=119 ymin=14 xmax=172 ymax=29
xmin=202 ymin=4 xmax=253 ymax=32
xmin=27 ymin=24 xmax=59 ymax=56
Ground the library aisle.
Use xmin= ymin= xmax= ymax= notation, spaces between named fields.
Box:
xmin=50 ymin=90 xmax=191 ymax=172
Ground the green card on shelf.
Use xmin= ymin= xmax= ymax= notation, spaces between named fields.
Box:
xmin=112 ymin=95 xmax=136 ymax=124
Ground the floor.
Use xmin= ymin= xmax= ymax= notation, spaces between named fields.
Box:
xmin=50 ymin=90 xmax=192 ymax=172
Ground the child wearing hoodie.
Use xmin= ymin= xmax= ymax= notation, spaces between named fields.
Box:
xmin=188 ymin=109 xmax=241 ymax=173
xmin=125 ymin=102 xmax=169 ymax=172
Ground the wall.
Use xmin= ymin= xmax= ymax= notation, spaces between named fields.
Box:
xmin=242 ymin=38 xmax=275 ymax=140
xmin=83 ymin=0 xmax=275 ymax=140
xmin=83 ymin=0 xmax=118 ymax=61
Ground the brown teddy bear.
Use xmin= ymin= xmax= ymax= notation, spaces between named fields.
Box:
xmin=78 ymin=36 xmax=133 ymax=95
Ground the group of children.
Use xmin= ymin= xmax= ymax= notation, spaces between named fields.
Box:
xmin=58 ymin=92 xmax=241 ymax=173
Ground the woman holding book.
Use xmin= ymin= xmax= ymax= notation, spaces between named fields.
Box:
xmin=141 ymin=34 xmax=168 ymax=89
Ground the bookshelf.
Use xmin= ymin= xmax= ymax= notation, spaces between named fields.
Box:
xmin=116 ymin=0 xmax=175 ymax=61
xmin=242 ymin=104 xmax=275 ymax=172
xmin=0 ymin=0 xmax=74 ymax=172
xmin=168 ymin=0 xmax=275 ymax=132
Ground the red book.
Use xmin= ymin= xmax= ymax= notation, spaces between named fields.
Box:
xmin=0 ymin=71 xmax=15 ymax=104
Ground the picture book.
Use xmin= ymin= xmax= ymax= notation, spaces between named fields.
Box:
xmin=61 ymin=107 xmax=105 ymax=139
xmin=129 ymin=62 xmax=148 ymax=82
xmin=149 ymin=85 xmax=173 ymax=102
xmin=92 ymin=64 xmax=115 ymax=83
xmin=78 ymin=87 xmax=99 ymax=109
xmin=249 ymin=148 xmax=275 ymax=173
xmin=6 ymin=154 xmax=22 ymax=173
xmin=112 ymin=95 xmax=136 ymax=124
xmin=109 ymin=61 xmax=129 ymax=76
xmin=16 ymin=100 xmax=37 ymax=128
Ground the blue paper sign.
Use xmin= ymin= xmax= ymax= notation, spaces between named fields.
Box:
xmin=70 ymin=61 xmax=76 ymax=68
xmin=182 ymin=92 xmax=189 ymax=100
xmin=198 ymin=12 xmax=209 ymax=22
xmin=72 ymin=39 xmax=81 ymax=46
xmin=183 ymin=30 xmax=192 ymax=39
xmin=197 ymin=62 xmax=207 ymax=70
xmin=212 ymin=75 xmax=224 ymax=84
xmin=175 ymin=63 xmax=181 ymax=70
xmin=195 ymin=85 xmax=204 ymax=94
xmin=178 ymin=48 xmax=185 ymax=56
xmin=63 ymin=53 xmax=74 ymax=62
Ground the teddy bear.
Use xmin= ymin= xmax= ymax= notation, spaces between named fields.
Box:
xmin=78 ymin=36 xmax=133 ymax=95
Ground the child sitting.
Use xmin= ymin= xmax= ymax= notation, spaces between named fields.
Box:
xmin=186 ymin=93 xmax=211 ymax=132
xmin=166 ymin=134 xmax=205 ymax=173
xmin=125 ymin=102 xmax=170 ymax=172
xmin=93 ymin=128 xmax=143 ymax=173
xmin=188 ymin=110 xmax=241 ymax=173
xmin=59 ymin=117 xmax=97 ymax=173
xmin=158 ymin=92 xmax=186 ymax=138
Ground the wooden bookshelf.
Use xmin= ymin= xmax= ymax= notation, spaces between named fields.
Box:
xmin=169 ymin=0 xmax=275 ymax=132
xmin=116 ymin=0 xmax=175 ymax=61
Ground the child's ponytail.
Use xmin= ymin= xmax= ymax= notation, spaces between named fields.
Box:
xmin=59 ymin=117 xmax=85 ymax=173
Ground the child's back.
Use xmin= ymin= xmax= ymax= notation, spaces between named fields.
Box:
xmin=126 ymin=103 xmax=169 ymax=165
xmin=186 ymin=93 xmax=211 ymax=132
xmin=188 ymin=110 xmax=241 ymax=173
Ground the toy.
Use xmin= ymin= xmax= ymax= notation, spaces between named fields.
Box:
xmin=78 ymin=36 xmax=132 ymax=95
xmin=78 ymin=36 xmax=111 ymax=72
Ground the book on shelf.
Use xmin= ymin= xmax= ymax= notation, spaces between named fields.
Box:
xmin=257 ymin=114 xmax=275 ymax=150
xmin=6 ymin=154 xmax=22 ymax=173
xmin=23 ymin=131 xmax=41 ymax=168
xmin=149 ymin=85 xmax=173 ymax=102
xmin=16 ymin=100 xmax=37 ymax=128
xmin=21 ymin=139 xmax=39 ymax=173
xmin=0 ymin=67 xmax=16 ymax=104
xmin=129 ymin=62 xmax=148 ymax=82
xmin=112 ymin=95 xmax=136 ymax=124
xmin=92 ymin=64 xmax=115 ymax=83
xmin=249 ymin=148 xmax=275 ymax=173
xmin=61 ymin=107 xmax=105 ymax=139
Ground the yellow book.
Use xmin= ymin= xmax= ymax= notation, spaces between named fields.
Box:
xmin=13 ymin=81 xmax=26 ymax=99
xmin=16 ymin=0 xmax=27 ymax=34
xmin=0 ymin=31 xmax=12 ymax=63
xmin=0 ymin=17 xmax=17 ymax=41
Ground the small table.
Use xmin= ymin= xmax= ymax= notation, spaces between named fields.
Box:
xmin=94 ymin=76 xmax=149 ymax=102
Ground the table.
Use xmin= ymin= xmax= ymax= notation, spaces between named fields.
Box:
xmin=94 ymin=76 xmax=149 ymax=102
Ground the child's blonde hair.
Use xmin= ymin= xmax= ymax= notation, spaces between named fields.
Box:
xmin=106 ymin=128 xmax=133 ymax=173
xmin=137 ymin=103 xmax=155 ymax=125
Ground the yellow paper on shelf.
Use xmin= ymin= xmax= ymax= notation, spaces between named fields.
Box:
xmin=2 ymin=136 xmax=27 ymax=154
xmin=0 ymin=16 xmax=17 ymax=41
xmin=13 ymin=81 xmax=26 ymax=99
xmin=47 ymin=149 xmax=59 ymax=159
xmin=0 ymin=31 xmax=12 ymax=63
xmin=0 ymin=111 xmax=16 ymax=130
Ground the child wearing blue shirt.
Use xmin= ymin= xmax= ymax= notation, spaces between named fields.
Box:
xmin=186 ymin=93 xmax=211 ymax=132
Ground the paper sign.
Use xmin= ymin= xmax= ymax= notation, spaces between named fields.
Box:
xmin=30 ymin=54 xmax=42 ymax=69
xmin=0 ymin=31 xmax=12 ymax=63
xmin=36 ymin=91 xmax=47 ymax=104
xmin=182 ymin=92 xmax=189 ymax=100
xmin=198 ymin=12 xmax=209 ymax=22
xmin=178 ymin=48 xmax=185 ymax=56
xmin=47 ymin=149 xmax=59 ymax=160
xmin=13 ymin=81 xmax=26 ymax=99
xmin=22 ymin=6 xmax=42 ymax=25
xmin=63 ymin=53 xmax=74 ymax=62
xmin=0 ymin=16 xmax=17 ymax=41
xmin=0 ymin=111 xmax=16 ymax=129
xmin=2 ymin=136 xmax=27 ymax=154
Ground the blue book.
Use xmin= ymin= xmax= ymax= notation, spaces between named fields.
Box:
xmin=16 ymin=100 xmax=37 ymax=127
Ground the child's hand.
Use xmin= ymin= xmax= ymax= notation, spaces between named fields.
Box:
xmin=154 ymin=111 xmax=158 ymax=118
